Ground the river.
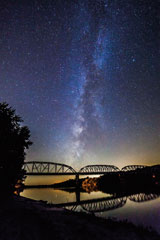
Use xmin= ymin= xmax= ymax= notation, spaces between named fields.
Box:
xmin=21 ymin=176 xmax=160 ymax=234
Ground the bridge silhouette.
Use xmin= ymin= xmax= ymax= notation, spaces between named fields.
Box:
xmin=23 ymin=161 xmax=147 ymax=177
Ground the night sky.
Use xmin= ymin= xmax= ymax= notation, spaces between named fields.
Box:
xmin=0 ymin=0 xmax=160 ymax=170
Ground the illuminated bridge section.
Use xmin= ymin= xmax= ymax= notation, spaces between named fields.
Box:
xmin=23 ymin=161 xmax=76 ymax=175
xmin=79 ymin=165 xmax=120 ymax=174
xmin=121 ymin=165 xmax=146 ymax=172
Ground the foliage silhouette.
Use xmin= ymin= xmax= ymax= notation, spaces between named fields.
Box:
xmin=0 ymin=102 xmax=32 ymax=195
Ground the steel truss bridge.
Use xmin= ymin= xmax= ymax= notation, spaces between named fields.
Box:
xmin=23 ymin=161 xmax=147 ymax=176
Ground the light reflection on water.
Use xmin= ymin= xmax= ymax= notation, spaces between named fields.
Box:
xmin=21 ymin=188 xmax=76 ymax=204
xmin=24 ymin=175 xmax=75 ymax=186
xmin=21 ymin=188 xmax=109 ymax=204
xmin=21 ymin=176 xmax=160 ymax=234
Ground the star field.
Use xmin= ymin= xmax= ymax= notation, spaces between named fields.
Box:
xmin=0 ymin=0 xmax=160 ymax=169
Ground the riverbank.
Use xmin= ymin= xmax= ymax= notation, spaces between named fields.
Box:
xmin=0 ymin=195 xmax=159 ymax=240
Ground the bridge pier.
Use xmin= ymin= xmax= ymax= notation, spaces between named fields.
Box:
xmin=75 ymin=173 xmax=80 ymax=186
xmin=75 ymin=174 xmax=80 ymax=203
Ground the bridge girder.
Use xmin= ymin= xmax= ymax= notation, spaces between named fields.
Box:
xmin=79 ymin=165 xmax=120 ymax=173
xmin=23 ymin=162 xmax=150 ymax=175
xmin=23 ymin=161 xmax=76 ymax=174
xmin=121 ymin=165 xmax=146 ymax=171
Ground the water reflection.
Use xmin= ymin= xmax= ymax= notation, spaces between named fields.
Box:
xmin=80 ymin=197 xmax=127 ymax=213
xmin=128 ymin=193 xmax=159 ymax=202
xmin=21 ymin=186 xmax=160 ymax=214
xmin=21 ymin=175 xmax=160 ymax=233
xmin=49 ymin=191 xmax=160 ymax=214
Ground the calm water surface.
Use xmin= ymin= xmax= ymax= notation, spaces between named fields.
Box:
xmin=21 ymin=176 xmax=160 ymax=234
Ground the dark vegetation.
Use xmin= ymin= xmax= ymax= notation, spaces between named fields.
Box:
xmin=46 ymin=165 xmax=160 ymax=196
xmin=52 ymin=178 xmax=85 ymax=188
xmin=98 ymin=165 xmax=160 ymax=194
xmin=0 ymin=102 xmax=32 ymax=195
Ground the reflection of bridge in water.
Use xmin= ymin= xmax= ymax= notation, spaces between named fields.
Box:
xmin=50 ymin=192 xmax=160 ymax=213
xmin=128 ymin=193 xmax=159 ymax=202
xmin=57 ymin=195 xmax=127 ymax=212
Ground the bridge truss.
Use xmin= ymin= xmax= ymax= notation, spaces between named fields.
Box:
xmin=23 ymin=161 xmax=76 ymax=175
xmin=23 ymin=161 xmax=147 ymax=175
xmin=79 ymin=165 xmax=120 ymax=173
xmin=121 ymin=165 xmax=146 ymax=171
xmin=24 ymin=162 xmax=121 ymax=175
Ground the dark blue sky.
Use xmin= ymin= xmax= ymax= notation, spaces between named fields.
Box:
xmin=0 ymin=0 xmax=159 ymax=169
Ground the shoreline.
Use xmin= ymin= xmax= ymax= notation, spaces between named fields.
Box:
xmin=0 ymin=195 xmax=159 ymax=240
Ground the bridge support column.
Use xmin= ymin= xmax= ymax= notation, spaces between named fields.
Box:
xmin=75 ymin=174 xmax=80 ymax=203
xmin=75 ymin=173 xmax=80 ymax=186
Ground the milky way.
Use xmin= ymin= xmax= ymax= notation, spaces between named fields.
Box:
xmin=0 ymin=0 xmax=159 ymax=169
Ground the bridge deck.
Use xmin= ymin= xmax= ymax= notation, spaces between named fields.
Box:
xmin=25 ymin=172 xmax=111 ymax=176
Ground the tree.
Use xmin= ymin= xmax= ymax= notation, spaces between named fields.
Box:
xmin=0 ymin=102 xmax=32 ymax=195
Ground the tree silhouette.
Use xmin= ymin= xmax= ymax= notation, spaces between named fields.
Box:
xmin=0 ymin=102 xmax=32 ymax=195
